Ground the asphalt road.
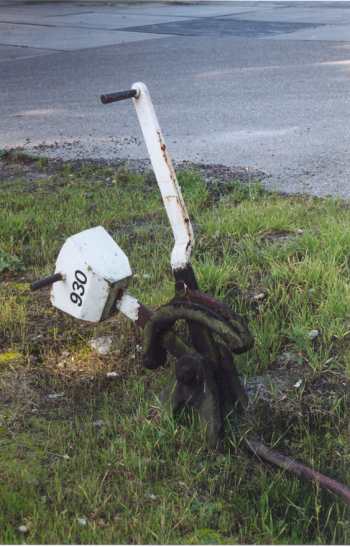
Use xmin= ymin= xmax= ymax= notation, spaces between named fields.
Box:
xmin=1 ymin=1 xmax=350 ymax=196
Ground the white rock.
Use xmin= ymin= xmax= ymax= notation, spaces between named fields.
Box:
xmin=145 ymin=493 xmax=157 ymax=500
xmin=252 ymin=292 xmax=266 ymax=301
xmin=18 ymin=525 xmax=28 ymax=534
xmin=308 ymin=329 xmax=320 ymax=340
xmin=48 ymin=392 xmax=64 ymax=400
xmin=106 ymin=371 xmax=119 ymax=378
xmin=89 ymin=336 xmax=113 ymax=355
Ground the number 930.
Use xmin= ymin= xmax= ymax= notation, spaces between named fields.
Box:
xmin=70 ymin=270 xmax=87 ymax=306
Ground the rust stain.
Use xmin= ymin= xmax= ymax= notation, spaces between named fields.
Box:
xmin=156 ymin=130 xmax=193 ymax=242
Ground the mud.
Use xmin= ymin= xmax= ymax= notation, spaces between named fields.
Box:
xmin=0 ymin=149 xmax=265 ymax=188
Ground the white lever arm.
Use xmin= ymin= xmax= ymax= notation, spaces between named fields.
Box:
xmin=131 ymin=82 xmax=194 ymax=272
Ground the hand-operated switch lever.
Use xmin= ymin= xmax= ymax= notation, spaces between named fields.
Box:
xmin=31 ymin=82 xmax=350 ymax=505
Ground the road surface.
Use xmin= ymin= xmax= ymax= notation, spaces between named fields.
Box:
xmin=1 ymin=1 xmax=350 ymax=196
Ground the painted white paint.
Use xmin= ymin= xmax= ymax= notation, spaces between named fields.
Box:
xmin=132 ymin=82 xmax=194 ymax=271
xmin=51 ymin=226 xmax=132 ymax=322
xmin=116 ymin=293 xmax=141 ymax=322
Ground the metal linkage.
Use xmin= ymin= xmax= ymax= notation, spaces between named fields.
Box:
xmin=141 ymin=287 xmax=253 ymax=447
xmin=142 ymin=291 xmax=253 ymax=369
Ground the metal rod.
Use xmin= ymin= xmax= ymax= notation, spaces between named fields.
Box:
xmin=246 ymin=438 xmax=350 ymax=506
xmin=31 ymin=273 xmax=63 ymax=291
xmin=100 ymin=89 xmax=138 ymax=104
xmin=115 ymin=292 xmax=197 ymax=359
xmin=130 ymin=82 xmax=194 ymax=272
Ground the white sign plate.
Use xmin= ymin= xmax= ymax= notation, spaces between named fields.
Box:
xmin=51 ymin=226 xmax=132 ymax=322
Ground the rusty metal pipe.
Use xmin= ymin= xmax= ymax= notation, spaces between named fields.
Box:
xmin=31 ymin=273 xmax=63 ymax=291
xmin=245 ymin=438 xmax=350 ymax=506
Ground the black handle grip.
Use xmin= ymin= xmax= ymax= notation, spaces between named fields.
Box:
xmin=31 ymin=273 xmax=63 ymax=291
xmin=100 ymin=89 xmax=137 ymax=104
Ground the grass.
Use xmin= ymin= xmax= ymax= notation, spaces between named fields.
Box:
xmin=0 ymin=155 xmax=349 ymax=543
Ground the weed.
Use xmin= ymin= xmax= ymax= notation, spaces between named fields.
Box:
xmin=0 ymin=249 xmax=23 ymax=274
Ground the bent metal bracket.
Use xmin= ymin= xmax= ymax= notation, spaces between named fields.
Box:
xmin=31 ymin=82 xmax=350 ymax=506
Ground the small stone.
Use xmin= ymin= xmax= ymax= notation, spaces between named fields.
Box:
xmin=89 ymin=336 xmax=113 ymax=355
xmin=106 ymin=371 xmax=119 ymax=378
xmin=18 ymin=525 xmax=28 ymax=534
xmin=48 ymin=392 xmax=64 ymax=400
xmin=308 ymin=329 xmax=320 ymax=340
xmin=145 ymin=493 xmax=157 ymax=500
